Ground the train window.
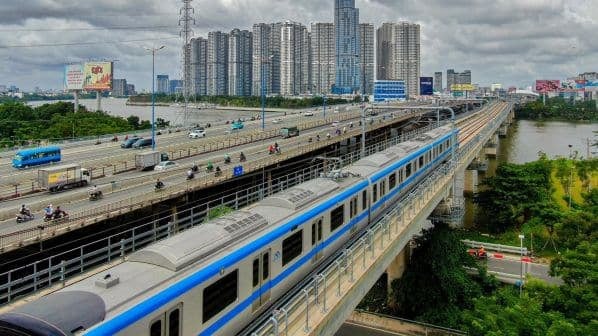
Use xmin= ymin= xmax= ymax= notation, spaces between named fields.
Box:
xmin=389 ymin=173 xmax=396 ymax=190
xmin=349 ymin=196 xmax=358 ymax=218
xmin=252 ymin=258 xmax=259 ymax=287
xmin=428 ymin=151 xmax=432 ymax=163
xmin=168 ymin=309 xmax=180 ymax=336
xmin=282 ymin=230 xmax=303 ymax=266
xmin=311 ymin=222 xmax=316 ymax=246
xmin=440 ymin=143 xmax=444 ymax=152
xmin=203 ymin=269 xmax=238 ymax=323
xmin=381 ymin=181 xmax=386 ymax=196
xmin=406 ymin=163 xmax=412 ymax=178
xmin=419 ymin=156 xmax=424 ymax=169
xmin=446 ymin=140 xmax=450 ymax=149
xmin=311 ymin=219 xmax=323 ymax=246
xmin=330 ymin=205 xmax=345 ymax=232
xmin=362 ymin=190 xmax=367 ymax=210
xmin=263 ymin=252 xmax=269 ymax=280
xmin=399 ymin=169 xmax=404 ymax=184
xmin=150 ymin=319 xmax=162 ymax=336
xmin=372 ymin=184 xmax=378 ymax=203
xmin=317 ymin=219 xmax=322 ymax=241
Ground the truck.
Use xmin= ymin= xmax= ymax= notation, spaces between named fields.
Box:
xmin=280 ymin=126 xmax=299 ymax=138
xmin=38 ymin=164 xmax=91 ymax=193
xmin=135 ymin=151 xmax=169 ymax=171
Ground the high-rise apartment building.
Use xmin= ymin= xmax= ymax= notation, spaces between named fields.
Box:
xmin=207 ymin=31 xmax=229 ymax=96
xmin=169 ymin=79 xmax=183 ymax=95
xmin=126 ymin=84 xmax=136 ymax=96
xmin=334 ymin=0 xmax=360 ymax=93
xmin=228 ymin=29 xmax=253 ymax=96
xmin=310 ymin=23 xmax=335 ymax=94
xmin=434 ymin=72 xmax=443 ymax=92
xmin=359 ymin=23 xmax=374 ymax=95
xmin=270 ymin=22 xmax=283 ymax=95
xmin=280 ymin=21 xmax=310 ymax=96
xmin=252 ymin=23 xmax=272 ymax=96
xmin=376 ymin=22 xmax=421 ymax=97
xmin=156 ymin=75 xmax=169 ymax=94
xmin=190 ymin=37 xmax=208 ymax=96
xmin=112 ymin=79 xmax=127 ymax=97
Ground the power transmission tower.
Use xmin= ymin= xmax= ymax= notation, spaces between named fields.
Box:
xmin=179 ymin=0 xmax=195 ymax=128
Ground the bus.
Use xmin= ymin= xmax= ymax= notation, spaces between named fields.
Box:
xmin=280 ymin=126 xmax=299 ymax=138
xmin=12 ymin=146 xmax=62 ymax=168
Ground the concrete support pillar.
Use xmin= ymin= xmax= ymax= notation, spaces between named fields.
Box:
xmin=484 ymin=134 xmax=499 ymax=157
xmin=171 ymin=205 xmax=179 ymax=233
xmin=387 ymin=245 xmax=410 ymax=309
xmin=463 ymin=169 xmax=478 ymax=196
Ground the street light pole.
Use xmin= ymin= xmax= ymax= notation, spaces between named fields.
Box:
xmin=145 ymin=45 xmax=165 ymax=151
xmin=518 ymin=234 xmax=525 ymax=297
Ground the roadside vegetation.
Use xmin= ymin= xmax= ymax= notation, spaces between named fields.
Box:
xmin=0 ymin=101 xmax=151 ymax=148
xmin=516 ymin=97 xmax=597 ymax=121
xmin=358 ymin=156 xmax=597 ymax=334
xmin=128 ymin=93 xmax=363 ymax=109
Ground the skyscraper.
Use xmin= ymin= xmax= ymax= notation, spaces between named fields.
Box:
xmin=252 ymin=23 xmax=272 ymax=96
xmin=310 ymin=23 xmax=335 ymax=94
xmin=447 ymin=69 xmax=471 ymax=91
xmin=112 ymin=79 xmax=127 ymax=97
xmin=359 ymin=23 xmax=374 ymax=95
xmin=190 ymin=37 xmax=208 ymax=96
xmin=156 ymin=75 xmax=169 ymax=94
xmin=270 ymin=22 xmax=283 ymax=95
xmin=228 ymin=29 xmax=253 ymax=96
xmin=280 ymin=21 xmax=310 ymax=96
xmin=376 ymin=22 xmax=421 ymax=97
xmin=207 ymin=31 xmax=229 ymax=96
xmin=334 ymin=0 xmax=360 ymax=93
xmin=434 ymin=71 xmax=443 ymax=92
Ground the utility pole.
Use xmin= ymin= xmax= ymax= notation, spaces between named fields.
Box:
xmin=179 ymin=0 xmax=195 ymax=129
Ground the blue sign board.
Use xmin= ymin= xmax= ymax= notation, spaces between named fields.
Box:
xmin=233 ymin=165 xmax=244 ymax=177
xmin=373 ymin=80 xmax=406 ymax=102
xmin=419 ymin=77 xmax=433 ymax=96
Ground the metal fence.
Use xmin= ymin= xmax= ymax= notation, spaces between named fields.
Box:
xmin=0 ymin=120 xmax=447 ymax=305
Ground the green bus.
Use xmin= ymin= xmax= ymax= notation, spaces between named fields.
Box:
xmin=280 ymin=126 xmax=299 ymax=138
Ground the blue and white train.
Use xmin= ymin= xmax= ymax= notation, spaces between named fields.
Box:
xmin=0 ymin=125 xmax=458 ymax=336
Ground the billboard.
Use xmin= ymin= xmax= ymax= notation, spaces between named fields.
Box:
xmin=450 ymin=84 xmax=475 ymax=91
xmin=535 ymin=80 xmax=560 ymax=93
xmin=419 ymin=77 xmax=433 ymax=95
xmin=585 ymin=80 xmax=598 ymax=92
xmin=83 ymin=62 xmax=113 ymax=91
xmin=562 ymin=79 xmax=586 ymax=90
xmin=64 ymin=64 xmax=84 ymax=90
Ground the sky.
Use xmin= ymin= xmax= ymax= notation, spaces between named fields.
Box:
xmin=1 ymin=0 xmax=596 ymax=92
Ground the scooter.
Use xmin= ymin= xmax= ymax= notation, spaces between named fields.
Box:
xmin=16 ymin=213 xmax=34 ymax=223
xmin=155 ymin=184 xmax=165 ymax=192
xmin=44 ymin=212 xmax=68 ymax=222
xmin=186 ymin=173 xmax=195 ymax=180
xmin=89 ymin=190 xmax=103 ymax=201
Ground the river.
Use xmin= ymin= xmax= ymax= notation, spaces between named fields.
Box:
xmin=28 ymin=98 xmax=280 ymax=125
xmin=464 ymin=119 xmax=596 ymax=227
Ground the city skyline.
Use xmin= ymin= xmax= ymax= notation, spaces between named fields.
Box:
xmin=1 ymin=0 xmax=596 ymax=91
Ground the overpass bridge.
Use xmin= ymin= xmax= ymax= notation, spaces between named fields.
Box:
xmin=0 ymin=102 xmax=507 ymax=308
xmin=244 ymin=102 xmax=514 ymax=336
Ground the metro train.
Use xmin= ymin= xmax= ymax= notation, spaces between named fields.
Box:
xmin=0 ymin=125 xmax=458 ymax=336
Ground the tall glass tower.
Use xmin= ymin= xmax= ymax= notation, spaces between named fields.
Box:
xmin=334 ymin=0 xmax=360 ymax=94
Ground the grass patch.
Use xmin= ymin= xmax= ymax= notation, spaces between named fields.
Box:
xmin=551 ymin=170 xmax=597 ymax=208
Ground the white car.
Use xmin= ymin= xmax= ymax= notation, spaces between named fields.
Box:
xmin=188 ymin=129 xmax=206 ymax=138
xmin=331 ymin=121 xmax=340 ymax=128
xmin=154 ymin=161 xmax=177 ymax=171
xmin=303 ymin=111 xmax=314 ymax=116
xmin=271 ymin=118 xmax=283 ymax=124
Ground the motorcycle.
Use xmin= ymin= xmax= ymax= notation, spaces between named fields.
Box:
xmin=44 ymin=211 xmax=68 ymax=222
xmin=239 ymin=154 xmax=246 ymax=162
xmin=16 ymin=212 xmax=34 ymax=223
xmin=224 ymin=156 xmax=231 ymax=164
xmin=155 ymin=184 xmax=165 ymax=192
xmin=89 ymin=190 xmax=103 ymax=201
xmin=186 ymin=172 xmax=195 ymax=180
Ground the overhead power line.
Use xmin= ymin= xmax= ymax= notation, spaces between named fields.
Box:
xmin=0 ymin=36 xmax=179 ymax=49
xmin=0 ymin=25 xmax=177 ymax=32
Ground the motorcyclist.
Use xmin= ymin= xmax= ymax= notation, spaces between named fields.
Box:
xmin=268 ymin=144 xmax=275 ymax=154
xmin=43 ymin=204 xmax=53 ymax=219
xmin=88 ymin=185 xmax=100 ymax=197
xmin=215 ymin=166 xmax=222 ymax=176
xmin=206 ymin=161 xmax=214 ymax=172
xmin=224 ymin=153 xmax=231 ymax=164
xmin=478 ymin=245 xmax=486 ymax=256
xmin=274 ymin=142 xmax=280 ymax=154
xmin=191 ymin=163 xmax=199 ymax=172
xmin=316 ymin=134 xmax=320 ymax=141
xmin=187 ymin=169 xmax=195 ymax=179
xmin=19 ymin=204 xmax=31 ymax=217
xmin=155 ymin=178 xmax=164 ymax=190
xmin=52 ymin=206 xmax=67 ymax=220
xmin=239 ymin=152 xmax=246 ymax=162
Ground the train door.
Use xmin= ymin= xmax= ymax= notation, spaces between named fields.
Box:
xmin=311 ymin=218 xmax=324 ymax=264
xmin=252 ymin=249 xmax=271 ymax=312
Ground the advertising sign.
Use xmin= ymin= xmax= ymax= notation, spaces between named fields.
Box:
xmin=584 ymin=80 xmax=598 ymax=92
xmin=535 ymin=80 xmax=560 ymax=93
xmin=450 ymin=84 xmax=475 ymax=91
xmin=64 ymin=64 xmax=84 ymax=91
xmin=419 ymin=77 xmax=433 ymax=95
xmin=83 ymin=62 xmax=113 ymax=91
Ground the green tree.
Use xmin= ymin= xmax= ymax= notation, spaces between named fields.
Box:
xmin=127 ymin=115 xmax=140 ymax=129
xmin=389 ymin=223 xmax=496 ymax=328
